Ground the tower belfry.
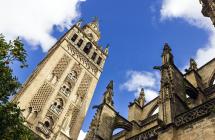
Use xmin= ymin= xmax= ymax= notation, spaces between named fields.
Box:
xmin=13 ymin=19 xmax=108 ymax=140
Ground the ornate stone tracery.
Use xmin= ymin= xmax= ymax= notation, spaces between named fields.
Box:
xmin=128 ymin=126 xmax=159 ymax=140
xmin=29 ymin=82 xmax=54 ymax=112
xmin=51 ymin=54 xmax=71 ymax=82
xmin=174 ymin=98 xmax=215 ymax=127
xmin=75 ymin=73 xmax=93 ymax=105
xmin=66 ymin=43 xmax=99 ymax=74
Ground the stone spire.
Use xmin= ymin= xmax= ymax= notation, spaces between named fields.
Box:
xmin=103 ymin=80 xmax=114 ymax=106
xmin=87 ymin=17 xmax=100 ymax=36
xmin=75 ymin=19 xmax=83 ymax=27
xmin=82 ymin=17 xmax=101 ymax=42
xmin=189 ymin=58 xmax=198 ymax=71
xmin=136 ymin=88 xmax=146 ymax=107
xmin=162 ymin=43 xmax=174 ymax=65
xmin=103 ymin=44 xmax=109 ymax=55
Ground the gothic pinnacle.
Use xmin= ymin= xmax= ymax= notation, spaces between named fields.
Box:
xmin=103 ymin=80 xmax=114 ymax=106
xmin=163 ymin=43 xmax=172 ymax=52
xmin=162 ymin=42 xmax=174 ymax=65
xmin=104 ymin=44 xmax=109 ymax=55
xmin=76 ymin=19 xmax=83 ymax=27
xmin=137 ymin=88 xmax=145 ymax=107
xmin=106 ymin=80 xmax=113 ymax=90
xmin=189 ymin=58 xmax=198 ymax=70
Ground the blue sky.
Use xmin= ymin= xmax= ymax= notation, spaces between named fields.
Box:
xmin=1 ymin=0 xmax=215 ymax=139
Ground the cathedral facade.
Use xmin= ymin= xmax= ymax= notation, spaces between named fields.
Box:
xmin=85 ymin=44 xmax=215 ymax=140
xmin=84 ymin=1 xmax=215 ymax=140
xmin=12 ymin=19 xmax=108 ymax=140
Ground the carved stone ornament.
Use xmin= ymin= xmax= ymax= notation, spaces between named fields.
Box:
xmin=174 ymin=98 xmax=215 ymax=127
xmin=66 ymin=42 xmax=99 ymax=74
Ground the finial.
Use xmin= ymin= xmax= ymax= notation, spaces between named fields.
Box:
xmin=92 ymin=16 xmax=99 ymax=22
xmin=104 ymin=44 xmax=110 ymax=55
xmin=140 ymin=88 xmax=144 ymax=95
xmin=103 ymin=80 xmax=114 ymax=106
xmin=162 ymin=42 xmax=174 ymax=65
xmin=106 ymin=80 xmax=113 ymax=90
xmin=163 ymin=43 xmax=171 ymax=52
xmin=89 ymin=16 xmax=99 ymax=28
xmin=189 ymin=58 xmax=198 ymax=71
xmin=76 ymin=19 xmax=83 ymax=27
xmin=136 ymin=88 xmax=145 ymax=107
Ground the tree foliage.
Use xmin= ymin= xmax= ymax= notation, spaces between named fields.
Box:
xmin=0 ymin=34 xmax=34 ymax=140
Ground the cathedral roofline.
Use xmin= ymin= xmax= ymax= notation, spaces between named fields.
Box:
xmin=196 ymin=58 xmax=215 ymax=72
xmin=129 ymin=96 xmax=159 ymax=109
xmin=184 ymin=58 xmax=215 ymax=76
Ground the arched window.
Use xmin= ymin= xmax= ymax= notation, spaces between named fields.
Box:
xmin=60 ymin=84 xmax=71 ymax=96
xmin=83 ymin=42 xmax=92 ymax=54
xmin=91 ymin=52 xmax=97 ymax=61
xmin=77 ymin=39 xmax=83 ymax=47
xmin=97 ymin=56 xmax=102 ymax=65
xmin=68 ymin=71 xmax=78 ymax=81
xmin=71 ymin=34 xmax=78 ymax=42
xmin=51 ymin=98 xmax=64 ymax=114
xmin=112 ymin=128 xmax=125 ymax=136
xmin=43 ymin=117 xmax=54 ymax=129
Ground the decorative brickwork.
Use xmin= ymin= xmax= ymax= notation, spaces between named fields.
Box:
xmin=52 ymin=54 xmax=71 ymax=79
xmin=69 ymin=107 xmax=80 ymax=129
xmin=66 ymin=43 xmax=99 ymax=74
xmin=75 ymin=73 xmax=93 ymax=105
xmin=30 ymin=82 xmax=54 ymax=112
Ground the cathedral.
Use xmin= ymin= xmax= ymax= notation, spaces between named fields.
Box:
xmin=13 ymin=19 xmax=108 ymax=140
xmin=12 ymin=0 xmax=215 ymax=140
xmin=84 ymin=1 xmax=215 ymax=140
xmin=85 ymin=44 xmax=215 ymax=140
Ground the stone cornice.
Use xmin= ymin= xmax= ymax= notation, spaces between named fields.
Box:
xmin=174 ymin=98 xmax=215 ymax=127
xmin=127 ymin=126 xmax=160 ymax=140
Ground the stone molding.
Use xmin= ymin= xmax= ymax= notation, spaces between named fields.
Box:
xmin=174 ymin=98 xmax=215 ymax=127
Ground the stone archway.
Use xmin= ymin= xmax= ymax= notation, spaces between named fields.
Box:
xmin=112 ymin=114 xmax=132 ymax=132
xmin=85 ymin=104 xmax=132 ymax=140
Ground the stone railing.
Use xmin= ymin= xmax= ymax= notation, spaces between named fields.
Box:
xmin=174 ymin=98 xmax=215 ymax=127
xmin=36 ymin=122 xmax=51 ymax=138
xmin=128 ymin=126 xmax=159 ymax=140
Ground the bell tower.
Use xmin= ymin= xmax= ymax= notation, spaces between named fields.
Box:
xmin=13 ymin=19 xmax=108 ymax=140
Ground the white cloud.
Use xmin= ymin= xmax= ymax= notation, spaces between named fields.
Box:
xmin=161 ymin=0 xmax=215 ymax=67
xmin=121 ymin=71 xmax=160 ymax=102
xmin=0 ymin=0 xmax=85 ymax=52
xmin=78 ymin=130 xmax=86 ymax=140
